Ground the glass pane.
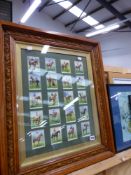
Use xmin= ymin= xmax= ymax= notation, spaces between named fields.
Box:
xmin=108 ymin=85 xmax=131 ymax=151
xmin=16 ymin=43 xmax=101 ymax=167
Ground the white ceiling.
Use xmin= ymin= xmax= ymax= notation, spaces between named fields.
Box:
xmin=22 ymin=0 xmax=131 ymax=36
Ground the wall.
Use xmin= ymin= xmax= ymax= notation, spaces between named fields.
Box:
xmin=94 ymin=31 xmax=131 ymax=68
xmin=10 ymin=0 xmax=71 ymax=34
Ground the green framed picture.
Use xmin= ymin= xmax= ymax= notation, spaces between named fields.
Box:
xmin=15 ymin=43 xmax=101 ymax=164
xmin=15 ymin=43 xmax=101 ymax=168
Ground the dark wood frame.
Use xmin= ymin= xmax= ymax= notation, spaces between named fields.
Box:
xmin=0 ymin=20 xmax=115 ymax=175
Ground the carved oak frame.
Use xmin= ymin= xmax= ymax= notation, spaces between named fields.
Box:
xmin=0 ymin=21 xmax=115 ymax=175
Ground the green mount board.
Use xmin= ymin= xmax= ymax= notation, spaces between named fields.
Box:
xmin=21 ymin=49 xmax=95 ymax=157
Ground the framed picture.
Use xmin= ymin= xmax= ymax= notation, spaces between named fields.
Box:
xmin=48 ymin=91 xmax=59 ymax=107
xmin=29 ymin=92 xmax=43 ymax=109
xmin=107 ymin=84 xmax=131 ymax=152
xmin=29 ymin=72 xmax=41 ymax=90
xmin=81 ymin=121 xmax=91 ymax=137
xmin=28 ymin=56 xmax=40 ymax=72
xmin=74 ymin=61 xmax=84 ymax=74
xmin=31 ymin=129 xmax=45 ymax=149
xmin=45 ymin=57 xmax=56 ymax=72
xmin=107 ymin=72 xmax=131 ymax=84
xmin=62 ymin=75 xmax=72 ymax=89
xmin=79 ymin=106 xmax=89 ymax=121
xmin=61 ymin=59 xmax=71 ymax=73
xmin=49 ymin=108 xmax=61 ymax=126
xmin=65 ymin=106 xmax=76 ymax=123
xmin=50 ymin=126 xmax=62 ymax=145
xmin=67 ymin=124 xmax=78 ymax=141
xmin=30 ymin=110 xmax=44 ymax=129
xmin=46 ymin=73 xmax=58 ymax=89
xmin=78 ymin=90 xmax=87 ymax=104
xmin=63 ymin=90 xmax=74 ymax=104
xmin=0 ymin=21 xmax=115 ymax=175
xmin=76 ymin=76 xmax=86 ymax=89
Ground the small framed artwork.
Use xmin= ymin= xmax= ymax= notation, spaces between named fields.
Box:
xmin=30 ymin=110 xmax=43 ymax=129
xmin=48 ymin=91 xmax=59 ymax=107
xmin=50 ymin=126 xmax=62 ymax=145
xmin=78 ymin=90 xmax=87 ymax=104
xmin=67 ymin=124 xmax=78 ymax=141
xmin=65 ymin=106 xmax=76 ymax=123
xmin=49 ymin=108 xmax=61 ymax=126
xmin=107 ymin=84 xmax=131 ymax=152
xmin=46 ymin=73 xmax=58 ymax=89
xmin=27 ymin=56 xmax=40 ymax=72
xmin=29 ymin=92 xmax=43 ymax=109
xmin=79 ymin=106 xmax=89 ymax=121
xmin=62 ymin=75 xmax=72 ymax=89
xmin=29 ymin=72 xmax=41 ymax=90
xmin=31 ymin=129 xmax=45 ymax=149
xmin=76 ymin=76 xmax=86 ymax=89
xmin=81 ymin=121 xmax=91 ymax=137
xmin=45 ymin=58 xmax=56 ymax=72
xmin=74 ymin=61 xmax=84 ymax=74
xmin=63 ymin=91 xmax=74 ymax=104
xmin=61 ymin=60 xmax=71 ymax=73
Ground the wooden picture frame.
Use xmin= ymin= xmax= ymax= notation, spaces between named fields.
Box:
xmin=107 ymin=84 xmax=131 ymax=152
xmin=107 ymin=72 xmax=131 ymax=84
xmin=0 ymin=20 xmax=115 ymax=175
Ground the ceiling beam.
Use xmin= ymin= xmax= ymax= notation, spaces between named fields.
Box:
xmin=38 ymin=0 xmax=52 ymax=12
xmin=75 ymin=9 xmax=131 ymax=33
xmin=96 ymin=0 xmax=131 ymax=29
xmin=47 ymin=0 xmax=69 ymax=7
xmin=70 ymin=0 xmax=91 ymax=31
xmin=53 ymin=0 xmax=81 ymax=20
xmin=65 ymin=0 xmax=118 ymax=27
